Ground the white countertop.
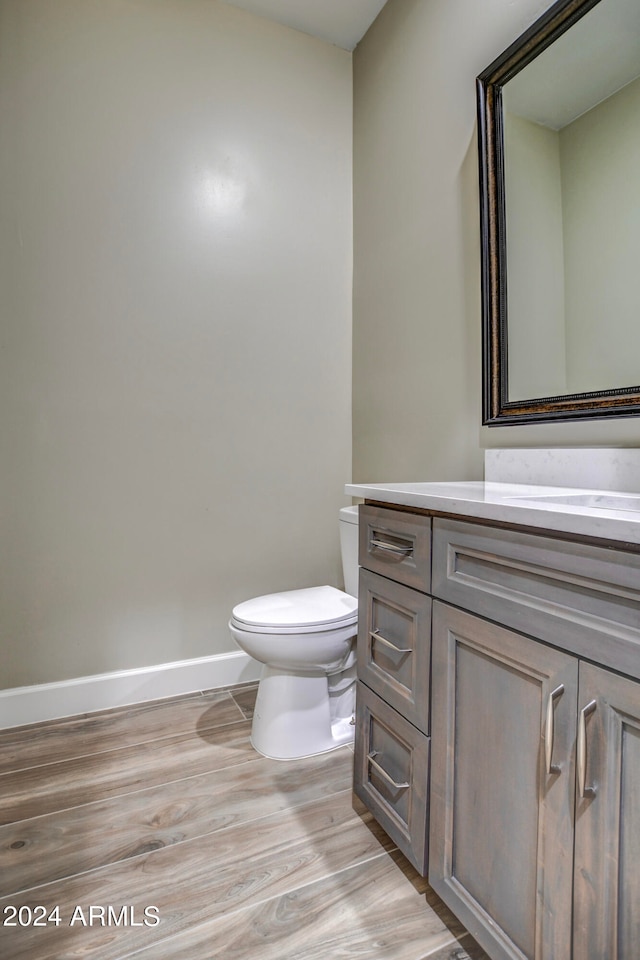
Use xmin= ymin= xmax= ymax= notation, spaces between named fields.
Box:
xmin=344 ymin=481 xmax=640 ymax=546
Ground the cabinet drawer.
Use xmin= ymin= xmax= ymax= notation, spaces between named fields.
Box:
xmin=358 ymin=569 xmax=431 ymax=734
xmin=359 ymin=505 xmax=431 ymax=592
xmin=354 ymin=681 xmax=429 ymax=875
xmin=432 ymin=517 xmax=640 ymax=681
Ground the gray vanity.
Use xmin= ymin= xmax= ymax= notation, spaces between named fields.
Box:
xmin=347 ymin=480 xmax=640 ymax=960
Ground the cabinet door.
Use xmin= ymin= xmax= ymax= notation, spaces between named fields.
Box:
xmin=573 ymin=663 xmax=640 ymax=959
xmin=429 ymin=602 xmax=578 ymax=960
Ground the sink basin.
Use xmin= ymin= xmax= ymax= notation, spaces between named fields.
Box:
xmin=510 ymin=493 xmax=640 ymax=513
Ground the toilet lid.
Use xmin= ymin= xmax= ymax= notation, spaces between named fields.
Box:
xmin=232 ymin=585 xmax=358 ymax=631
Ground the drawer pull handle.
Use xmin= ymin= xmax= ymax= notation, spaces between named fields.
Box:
xmin=370 ymin=537 xmax=413 ymax=557
xmin=367 ymin=751 xmax=410 ymax=790
xmin=370 ymin=629 xmax=411 ymax=655
xmin=577 ymin=699 xmax=597 ymax=799
xmin=545 ymin=684 xmax=565 ymax=776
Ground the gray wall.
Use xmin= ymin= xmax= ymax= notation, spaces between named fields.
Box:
xmin=352 ymin=0 xmax=640 ymax=482
xmin=5 ymin=0 xmax=640 ymax=694
xmin=504 ymin=113 xmax=566 ymax=401
xmin=562 ymin=75 xmax=640 ymax=393
xmin=0 ymin=0 xmax=352 ymax=689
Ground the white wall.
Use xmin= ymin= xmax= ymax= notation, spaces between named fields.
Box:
xmin=353 ymin=0 xmax=640 ymax=478
xmin=0 ymin=0 xmax=352 ymax=689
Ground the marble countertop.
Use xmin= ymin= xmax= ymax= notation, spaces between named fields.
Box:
xmin=344 ymin=480 xmax=640 ymax=546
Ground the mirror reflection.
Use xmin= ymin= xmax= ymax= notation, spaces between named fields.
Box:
xmin=502 ymin=0 xmax=640 ymax=403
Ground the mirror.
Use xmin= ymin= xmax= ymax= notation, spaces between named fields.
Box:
xmin=478 ymin=0 xmax=640 ymax=425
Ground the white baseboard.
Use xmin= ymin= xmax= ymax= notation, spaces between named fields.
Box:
xmin=0 ymin=651 xmax=262 ymax=730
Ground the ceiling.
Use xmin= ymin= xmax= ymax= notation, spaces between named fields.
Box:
xmin=221 ymin=0 xmax=388 ymax=51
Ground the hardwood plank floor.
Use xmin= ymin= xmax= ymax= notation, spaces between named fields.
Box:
xmin=0 ymin=720 xmax=257 ymax=825
xmin=0 ymin=691 xmax=244 ymax=775
xmin=0 ymin=748 xmax=355 ymax=897
xmin=0 ymin=685 xmax=489 ymax=960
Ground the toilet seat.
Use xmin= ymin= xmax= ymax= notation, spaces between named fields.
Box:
xmin=231 ymin=585 xmax=357 ymax=635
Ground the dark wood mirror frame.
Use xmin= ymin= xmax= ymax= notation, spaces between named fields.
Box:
xmin=478 ymin=0 xmax=640 ymax=426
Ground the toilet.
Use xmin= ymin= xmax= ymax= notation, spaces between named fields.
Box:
xmin=229 ymin=506 xmax=359 ymax=760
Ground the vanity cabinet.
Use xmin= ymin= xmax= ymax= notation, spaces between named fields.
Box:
xmin=352 ymin=499 xmax=640 ymax=959
xmin=429 ymin=517 xmax=640 ymax=960
xmin=353 ymin=504 xmax=431 ymax=875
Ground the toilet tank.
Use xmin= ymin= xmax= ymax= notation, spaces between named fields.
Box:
xmin=339 ymin=506 xmax=359 ymax=598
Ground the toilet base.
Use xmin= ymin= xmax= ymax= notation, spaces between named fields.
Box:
xmin=250 ymin=666 xmax=355 ymax=760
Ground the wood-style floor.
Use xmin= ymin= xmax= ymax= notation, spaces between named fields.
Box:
xmin=0 ymin=685 xmax=489 ymax=960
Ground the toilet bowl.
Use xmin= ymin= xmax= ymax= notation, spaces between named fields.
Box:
xmin=229 ymin=506 xmax=359 ymax=760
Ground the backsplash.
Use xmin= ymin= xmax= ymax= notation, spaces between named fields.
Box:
xmin=485 ymin=448 xmax=640 ymax=493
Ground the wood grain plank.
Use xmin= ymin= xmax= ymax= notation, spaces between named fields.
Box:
xmin=0 ymin=790 xmax=396 ymax=960
xmin=0 ymin=747 xmax=354 ymax=896
xmin=228 ymin=685 xmax=258 ymax=720
xmin=0 ymin=720 xmax=255 ymax=825
xmin=0 ymin=693 xmax=244 ymax=775
xmin=420 ymin=935 xmax=491 ymax=960
xmin=120 ymin=849 xmax=467 ymax=960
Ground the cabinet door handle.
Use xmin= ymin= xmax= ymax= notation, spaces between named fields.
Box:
xmin=370 ymin=629 xmax=411 ymax=654
xmin=367 ymin=751 xmax=410 ymax=790
xmin=370 ymin=537 xmax=413 ymax=557
xmin=577 ymin=699 xmax=598 ymax=798
xmin=545 ymin=684 xmax=565 ymax=775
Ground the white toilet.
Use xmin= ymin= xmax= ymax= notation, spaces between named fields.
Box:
xmin=229 ymin=506 xmax=359 ymax=760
